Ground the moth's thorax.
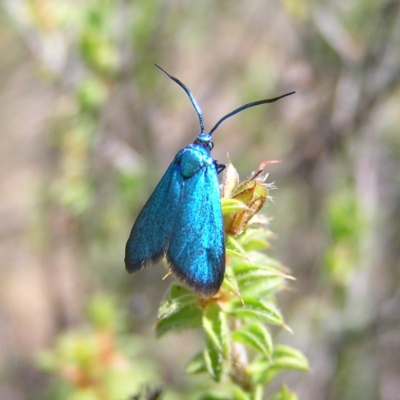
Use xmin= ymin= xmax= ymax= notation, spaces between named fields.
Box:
xmin=177 ymin=143 xmax=213 ymax=178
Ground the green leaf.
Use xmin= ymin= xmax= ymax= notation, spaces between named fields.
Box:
xmin=238 ymin=228 xmax=271 ymax=251
xmin=233 ymin=385 xmax=263 ymax=400
xmin=198 ymin=393 xmax=233 ymax=400
xmin=228 ymin=298 xmax=284 ymax=326
xmin=202 ymin=303 xmax=230 ymax=357
xmin=236 ymin=268 xmax=285 ymax=284
xmin=186 ymin=352 xmax=207 ymax=375
xmin=232 ymin=252 xmax=285 ymax=272
xmin=248 ymin=345 xmax=308 ymax=384
xmin=221 ymin=265 xmax=241 ymax=297
xmin=232 ymin=387 xmax=252 ymax=400
xmin=270 ymin=345 xmax=309 ymax=371
xmin=203 ymin=336 xmax=226 ymax=382
xmin=232 ymin=322 xmax=273 ymax=358
xmin=221 ymin=198 xmax=249 ymax=215
xmin=156 ymin=285 xmax=202 ymax=337
xmin=202 ymin=303 xmax=230 ymax=382
xmin=232 ymin=259 xmax=283 ymax=275
xmin=271 ymin=385 xmax=298 ymax=400
xmin=226 ymin=235 xmax=249 ymax=260
xmin=238 ymin=276 xmax=286 ymax=299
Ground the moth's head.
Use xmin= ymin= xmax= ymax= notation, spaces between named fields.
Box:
xmin=194 ymin=132 xmax=214 ymax=151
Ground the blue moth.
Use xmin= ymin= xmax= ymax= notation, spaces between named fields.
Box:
xmin=125 ymin=64 xmax=294 ymax=296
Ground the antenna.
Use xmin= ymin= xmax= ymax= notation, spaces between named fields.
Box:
xmin=209 ymin=92 xmax=295 ymax=135
xmin=156 ymin=64 xmax=295 ymax=137
xmin=155 ymin=64 xmax=205 ymax=133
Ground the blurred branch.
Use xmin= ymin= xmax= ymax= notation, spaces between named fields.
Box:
xmin=332 ymin=290 xmax=400 ymax=351
xmin=287 ymin=0 xmax=400 ymax=176
xmin=353 ymin=0 xmax=400 ymax=131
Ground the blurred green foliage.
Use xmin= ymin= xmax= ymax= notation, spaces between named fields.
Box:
xmin=38 ymin=296 xmax=160 ymax=400
xmin=323 ymin=185 xmax=366 ymax=292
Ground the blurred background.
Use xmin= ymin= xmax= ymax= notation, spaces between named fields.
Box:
xmin=1 ymin=0 xmax=400 ymax=399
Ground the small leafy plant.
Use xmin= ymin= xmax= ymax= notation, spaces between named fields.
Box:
xmin=156 ymin=161 xmax=308 ymax=400
xmin=38 ymin=162 xmax=307 ymax=400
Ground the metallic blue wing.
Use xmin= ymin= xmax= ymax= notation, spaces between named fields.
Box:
xmin=166 ymin=161 xmax=225 ymax=296
xmin=125 ymin=161 xmax=183 ymax=273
